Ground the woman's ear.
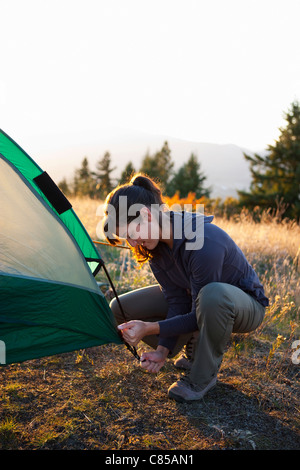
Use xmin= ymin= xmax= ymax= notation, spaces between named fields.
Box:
xmin=140 ymin=206 xmax=152 ymax=221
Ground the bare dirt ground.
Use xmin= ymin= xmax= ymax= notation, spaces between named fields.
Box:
xmin=1 ymin=336 xmax=299 ymax=451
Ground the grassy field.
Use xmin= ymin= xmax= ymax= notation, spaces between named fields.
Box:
xmin=0 ymin=197 xmax=299 ymax=450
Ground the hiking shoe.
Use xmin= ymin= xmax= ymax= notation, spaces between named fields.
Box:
xmin=174 ymin=331 xmax=199 ymax=370
xmin=174 ymin=354 xmax=193 ymax=370
xmin=168 ymin=376 xmax=217 ymax=403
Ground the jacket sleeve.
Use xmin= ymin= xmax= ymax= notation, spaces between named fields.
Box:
xmin=152 ymin=238 xmax=226 ymax=352
xmin=150 ymin=266 xmax=194 ymax=352
xmin=188 ymin=236 xmax=225 ymax=305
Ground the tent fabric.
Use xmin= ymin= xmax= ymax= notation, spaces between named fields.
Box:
xmin=0 ymin=157 xmax=98 ymax=291
xmin=1 ymin=276 xmax=119 ymax=364
xmin=0 ymin=130 xmax=100 ymax=273
xmin=0 ymin=130 xmax=122 ymax=365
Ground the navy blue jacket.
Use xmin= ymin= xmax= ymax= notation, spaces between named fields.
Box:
xmin=149 ymin=211 xmax=269 ymax=352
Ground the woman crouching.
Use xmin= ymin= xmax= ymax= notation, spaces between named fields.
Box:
xmin=102 ymin=173 xmax=268 ymax=403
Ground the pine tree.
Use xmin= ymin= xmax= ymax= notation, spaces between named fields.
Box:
xmin=58 ymin=177 xmax=71 ymax=196
xmin=238 ymin=101 xmax=300 ymax=220
xmin=119 ymin=161 xmax=136 ymax=184
xmin=93 ymin=151 xmax=116 ymax=199
xmin=167 ymin=153 xmax=211 ymax=198
xmin=73 ymin=157 xmax=95 ymax=197
xmin=140 ymin=141 xmax=174 ymax=191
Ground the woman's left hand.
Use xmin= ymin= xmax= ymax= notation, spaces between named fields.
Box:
xmin=117 ymin=320 xmax=148 ymax=347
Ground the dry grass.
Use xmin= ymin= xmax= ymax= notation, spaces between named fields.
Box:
xmin=0 ymin=197 xmax=299 ymax=450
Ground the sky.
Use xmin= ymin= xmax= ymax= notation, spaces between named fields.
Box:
xmin=1 ymin=0 xmax=300 ymax=163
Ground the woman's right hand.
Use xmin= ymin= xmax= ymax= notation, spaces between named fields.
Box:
xmin=118 ymin=320 xmax=147 ymax=347
xmin=118 ymin=320 xmax=160 ymax=347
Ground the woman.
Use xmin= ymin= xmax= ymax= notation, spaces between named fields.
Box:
xmin=102 ymin=173 xmax=268 ymax=403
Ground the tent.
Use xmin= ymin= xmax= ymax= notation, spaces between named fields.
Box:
xmin=0 ymin=129 xmax=135 ymax=365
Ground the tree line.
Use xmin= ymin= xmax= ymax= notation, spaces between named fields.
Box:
xmin=58 ymin=141 xmax=211 ymax=200
xmin=59 ymin=101 xmax=300 ymax=220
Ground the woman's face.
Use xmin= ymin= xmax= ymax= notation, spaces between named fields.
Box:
xmin=117 ymin=207 xmax=160 ymax=250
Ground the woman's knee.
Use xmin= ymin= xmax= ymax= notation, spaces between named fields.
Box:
xmin=109 ymin=284 xmax=168 ymax=324
xmin=197 ymin=283 xmax=231 ymax=311
xmin=196 ymin=283 xmax=235 ymax=326
xmin=109 ymin=297 xmax=122 ymax=324
xmin=196 ymin=283 xmax=236 ymax=348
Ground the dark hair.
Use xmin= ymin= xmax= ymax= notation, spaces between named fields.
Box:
xmin=103 ymin=173 xmax=165 ymax=263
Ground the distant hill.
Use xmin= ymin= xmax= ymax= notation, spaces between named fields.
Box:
xmin=157 ymin=136 xmax=253 ymax=199
xmin=28 ymin=128 xmax=254 ymax=199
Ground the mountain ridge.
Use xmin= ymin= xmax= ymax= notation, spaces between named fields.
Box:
xmin=23 ymin=128 xmax=256 ymax=199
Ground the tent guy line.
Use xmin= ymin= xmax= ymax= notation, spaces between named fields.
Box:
xmin=85 ymin=256 xmax=140 ymax=361
xmin=93 ymin=240 xmax=131 ymax=250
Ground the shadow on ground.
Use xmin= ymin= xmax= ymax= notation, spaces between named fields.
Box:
xmin=174 ymin=381 xmax=300 ymax=450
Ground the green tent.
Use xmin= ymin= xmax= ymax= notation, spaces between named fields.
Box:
xmin=0 ymin=129 xmax=125 ymax=365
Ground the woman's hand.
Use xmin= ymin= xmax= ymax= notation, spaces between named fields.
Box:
xmin=140 ymin=346 xmax=169 ymax=374
xmin=117 ymin=320 xmax=159 ymax=347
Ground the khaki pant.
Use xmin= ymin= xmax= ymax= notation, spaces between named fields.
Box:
xmin=110 ymin=282 xmax=265 ymax=388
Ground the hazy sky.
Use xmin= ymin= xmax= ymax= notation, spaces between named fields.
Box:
xmin=1 ymin=0 xmax=300 ymax=155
